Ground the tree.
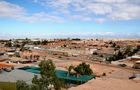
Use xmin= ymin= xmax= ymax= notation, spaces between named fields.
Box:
xmin=105 ymin=57 xmax=113 ymax=64
xmin=5 ymin=41 xmax=12 ymax=47
xmin=33 ymin=41 xmax=41 ymax=45
xmin=17 ymin=60 xmax=64 ymax=90
xmin=109 ymin=41 xmax=113 ymax=44
xmin=74 ymin=62 xmax=93 ymax=75
xmin=137 ymin=45 xmax=140 ymax=50
xmin=124 ymin=46 xmax=131 ymax=54
xmin=130 ymin=46 xmax=140 ymax=56
xmin=112 ymin=43 xmax=116 ymax=48
xmin=36 ymin=55 xmax=40 ymax=60
xmin=14 ymin=44 xmax=21 ymax=48
xmin=63 ymin=44 xmax=67 ymax=47
xmin=68 ymin=65 xmax=74 ymax=75
xmin=30 ymin=55 xmax=33 ymax=60
xmin=93 ymin=52 xmax=98 ymax=55
xmin=117 ymin=51 xmax=124 ymax=60
xmin=72 ymin=38 xmax=81 ymax=41
xmin=106 ymin=51 xmax=124 ymax=62
xmin=16 ymin=80 xmax=30 ymax=90
xmin=116 ymin=45 xmax=120 ymax=49
xmin=22 ymin=38 xmax=30 ymax=45
xmin=41 ymin=40 xmax=48 ymax=45
xmin=42 ymin=56 xmax=46 ymax=60
xmin=32 ymin=60 xmax=63 ymax=90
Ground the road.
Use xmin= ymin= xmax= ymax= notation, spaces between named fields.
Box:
xmin=52 ymin=55 xmax=140 ymax=73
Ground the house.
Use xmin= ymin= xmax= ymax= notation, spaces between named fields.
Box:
xmin=89 ymin=49 xmax=98 ymax=54
xmin=6 ymin=52 xmax=15 ymax=57
xmin=0 ymin=52 xmax=4 ymax=56
xmin=24 ymin=45 xmax=41 ymax=50
xmin=127 ymin=56 xmax=140 ymax=62
xmin=0 ymin=55 xmax=9 ymax=62
xmin=24 ymin=45 xmax=34 ymax=49
xmin=133 ymin=61 xmax=140 ymax=69
xmin=0 ymin=62 xmax=14 ymax=69
xmin=135 ymin=51 xmax=140 ymax=56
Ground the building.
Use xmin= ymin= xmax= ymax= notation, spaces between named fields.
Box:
xmin=127 ymin=56 xmax=140 ymax=62
xmin=133 ymin=61 xmax=140 ymax=69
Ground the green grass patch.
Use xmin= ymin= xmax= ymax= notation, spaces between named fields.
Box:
xmin=0 ymin=82 xmax=16 ymax=90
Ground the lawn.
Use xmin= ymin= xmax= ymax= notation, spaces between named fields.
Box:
xmin=0 ymin=82 xmax=16 ymax=90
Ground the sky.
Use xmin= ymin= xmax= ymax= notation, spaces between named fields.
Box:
xmin=0 ymin=0 xmax=140 ymax=39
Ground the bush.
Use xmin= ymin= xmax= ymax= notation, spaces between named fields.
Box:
xmin=74 ymin=62 xmax=93 ymax=75
xmin=16 ymin=80 xmax=30 ymax=90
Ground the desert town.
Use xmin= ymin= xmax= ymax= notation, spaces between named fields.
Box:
xmin=0 ymin=38 xmax=140 ymax=90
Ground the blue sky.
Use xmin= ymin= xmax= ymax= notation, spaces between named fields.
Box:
xmin=0 ymin=0 xmax=140 ymax=39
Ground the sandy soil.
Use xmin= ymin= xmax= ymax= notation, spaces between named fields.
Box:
xmin=69 ymin=77 xmax=140 ymax=90
xmin=0 ymin=47 xmax=12 ymax=52
xmin=3 ymin=55 xmax=140 ymax=90
xmin=49 ymin=58 xmax=140 ymax=90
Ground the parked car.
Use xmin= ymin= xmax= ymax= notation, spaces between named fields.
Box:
xmin=118 ymin=64 xmax=127 ymax=67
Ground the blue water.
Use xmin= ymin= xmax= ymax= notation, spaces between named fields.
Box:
xmin=18 ymin=66 xmax=95 ymax=83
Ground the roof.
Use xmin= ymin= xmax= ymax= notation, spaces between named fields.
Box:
xmin=135 ymin=60 xmax=140 ymax=63
xmin=0 ymin=63 xmax=14 ymax=68
xmin=131 ymin=56 xmax=140 ymax=59
xmin=18 ymin=66 xmax=95 ymax=82
xmin=0 ymin=55 xmax=9 ymax=61
xmin=0 ymin=68 xmax=35 ymax=83
xmin=56 ymin=70 xmax=95 ymax=82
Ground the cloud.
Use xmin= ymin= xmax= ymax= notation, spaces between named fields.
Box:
xmin=1 ymin=31 xmax=140 ymax=39
xmin=32 ymin=0 xmax=140 ymax=22
xmin=86 ymin=3 xmax=112 ymax=15
xmin=1 ymin=0 xmax=140 ymax=23
xmin=94 ymin=0 xmax=127 ymax=3
xmin=108 ymin=3 xmax=140 ymax=20
xmin=95 ymin=18 xmax=106 ymax=24
xmin=30 ymin=32 xmax=140 ymax=39
xmin=0 ymin=1 xmax=25 ymax=18
xmin=0 ymin=1 xmax=64 ymax=23
xmin=19 ymin=12 xmax=64 ymax=23
xmin=70 ymin=15 xmax=93 ymax=22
